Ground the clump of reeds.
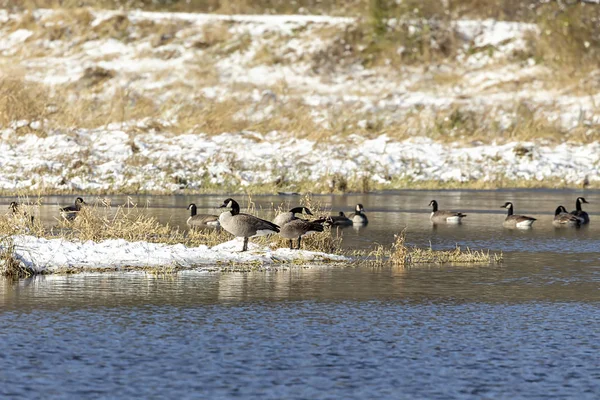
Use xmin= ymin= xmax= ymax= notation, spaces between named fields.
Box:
xmin=185 ymin=227 xmax=232 ymax=248
xmin=56 ymin=199 xmax=186 ymax=244
xmin=410 ymin=246 xmax=502 ymax=264
xmin=0 ymin=237 xmax=32 ymax=279
xmin=390 ymin=229 xmax=408 ymax=266
xmin=356 ymin=228 xmax=501 ymax=267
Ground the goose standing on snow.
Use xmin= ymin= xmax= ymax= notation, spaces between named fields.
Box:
xmin=60 ymin=197 xmax=86 ymax=220
xmin=570 ymin=197 xmax=590 ymax=224
xmin=279 ymin=218 xmax=325 ymax=250
xmin=501 ymin=202 xmax=536 ymax=228
xmin=428 ymin=200 xmax=466 ymax=224
xmin=187 ymin=203 xmax=220 ymax=229
xmin=218 ymin=198 xmax=280 ymax=252
xmin=348 ymin=204 xmax=368 ymax=225
xmin=553 ymin=205 xmax=581 ymax=228
xmin=273 ymin=206 xmax=312 ymax=227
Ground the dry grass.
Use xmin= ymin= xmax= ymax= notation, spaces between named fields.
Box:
xmin=0 ymin=77 xmax=49 ymax=133
xmin=0 ymin=237 xmax=32 ymax=279
xmin=351 ymin=228 xmax=501 ymax=268
xmin=390 ymin=229 xmax=408 ymax=266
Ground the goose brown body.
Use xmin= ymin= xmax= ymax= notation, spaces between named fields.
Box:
xmin=218 ymin=198 xmax=280 ymax=251
xmin=428 ymin=200 xmax=466 ymax=224
xmin=501 ymin=202 xmax=536 ymax=228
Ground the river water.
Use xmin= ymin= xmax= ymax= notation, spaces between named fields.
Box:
xmin=1 ymin=190 xmax=599 ymax=399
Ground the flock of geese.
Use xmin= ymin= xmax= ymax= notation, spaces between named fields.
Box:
xmin=7 ymin=196 xmax=591 ymax=252
xmin=184 ymin=196 xmax=591 ymax=251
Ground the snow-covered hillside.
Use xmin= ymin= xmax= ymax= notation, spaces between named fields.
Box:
xmin=0 ymin=9 xmax=598 ymax=192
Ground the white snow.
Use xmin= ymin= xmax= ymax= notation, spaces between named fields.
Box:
xmin=5 ymin=235 xmax=348 ymax=273
xmin=0 ymin=128 xmax=597 ymax=191
xmin=0 ymin=9 xmax=598 ymax=191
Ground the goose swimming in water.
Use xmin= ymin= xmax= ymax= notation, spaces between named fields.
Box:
xmin=428 ymin=200 xmax=466 ymax=224
xmin=348 ymin=204 xmax=368 ymax=225
xmin=501 ymin=202 xmax=536 ymax=228
xmin=570 ymin=197 xmax=590 ymax=225
xmin=186 ymin=203 xmax=220 ymax=229
xmin=60 ymin=197 xmax=86 ymax=220
xmin=9 ymin=202 xmax=34 ymax=224
xmin=553 ymin=205 xmax=581 ymax=227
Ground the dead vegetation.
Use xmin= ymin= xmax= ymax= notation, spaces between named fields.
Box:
xmin=354 ymin=228 xmax=502 ymax=268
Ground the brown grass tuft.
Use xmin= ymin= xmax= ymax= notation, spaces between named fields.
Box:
xmin=0 ymin=237 xmax=32 ymax=279
xmin=390 ymin=229 xmax=407 ymax=266
xmin=0 ymin=77 xmax=48 ymax=131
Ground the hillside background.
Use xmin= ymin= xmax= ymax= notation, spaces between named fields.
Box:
xmin=0 ymin=0 xmax=598 ymax=193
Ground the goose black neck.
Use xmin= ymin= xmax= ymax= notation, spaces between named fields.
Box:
xmin=290 ymin=207 xmax=304 ymax=215
xmin=230 ymin=200 xmax=240 ymax=216
xmin=576 ymin=198 xmax=582 ymax=211
xmin=431 ymin=202 xmax=438 ymax=212
xmin=506 ymin=205 xmax=513 ymax=216
xmin=554 ymin=206 xmax=562 ymax=216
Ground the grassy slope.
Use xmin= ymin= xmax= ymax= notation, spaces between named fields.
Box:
xmin=0 ymin=2 xmax=598 ymax=194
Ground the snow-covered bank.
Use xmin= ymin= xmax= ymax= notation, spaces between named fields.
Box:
xmin=0 ymin=128 xmax=597 ymax=192
xmin=0 ymin=9 xmax=599 ymax=192
xmin=4 ymin=235 xmax=347 ymax=274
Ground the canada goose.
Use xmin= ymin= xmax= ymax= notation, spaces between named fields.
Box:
xmin=8 ymin=202 xmax=34 ymax=224
xmin=60 ymin=197 xmax=86 ymax=220
xmin=348 ymin=204 xmax=368 ymax=225
xmin=553 ymin=205 xmax=581 ymax=227
xmin=279 ymin=218 xmax=325 ymax=250
xmin=428 ymin=200 xmax=466 ymax=224
xmin=273 ymin=206 xmax=312 ymax=227
xmin=187 ymin=203 xmax=220 ymax=229
xmin=218 ymin=198 xmax=280 ymax=252
xmin=501 ymin=202 xmax=536 ymax=228
xmin=326 ymin=211 xmax=353 ymax=227
xmin=570 ymin=197 xmax=590 ymax=224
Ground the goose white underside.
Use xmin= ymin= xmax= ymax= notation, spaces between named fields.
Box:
xmin=516 ymin=220 xmax=535 ymax=228
xmin=352 ymin=216 xmax=367 ymax=224
xmin=206 ymin=221 xmax=220 ymax=227
xmin=445 ymin=216 xmax=462 ymax=224
xmin=254 ymin=229 xmax=278 ymax=237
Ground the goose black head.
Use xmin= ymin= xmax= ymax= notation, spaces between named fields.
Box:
xmin=428 ymin=200 xmax=438 ymax=212
xmin=290 ymin=206 xmax=312 ymax=216
xmin=355 ymin=204 xmax=365 ymax=212
xmin=9 ymin=201 xmax=18 ymax=212
xmin=75 ymin=197 xmax=86 ymax=205
xmin=577 ymin=197 xmax=589 ymax=204
xmin=501 ymin=202 xmax=513 ymax=209
xmin=555 ymin=205 xmax=567 ymax=216
xmin=188 ymin=203 xmax=197 ymax=215
xmin=339 ymin=211 xmax=345 ymax=217
xmin=219 ymin=198 xmax=240 ymax=215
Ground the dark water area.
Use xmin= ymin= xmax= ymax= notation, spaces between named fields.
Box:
xmin=1 ymin=189 xmax=599 ymax=399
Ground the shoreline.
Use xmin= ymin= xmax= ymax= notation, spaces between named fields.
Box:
xmin=0 ymin=178 xmax=594 ymax=197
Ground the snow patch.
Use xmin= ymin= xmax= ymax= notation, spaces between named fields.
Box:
xmin=7 ymin=235 xmax=348 ymax=273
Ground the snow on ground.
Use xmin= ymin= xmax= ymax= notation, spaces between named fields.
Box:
xmin=6 ymin=235 xmax=347 ymax=274
xmin=0 ymin=127 xmax=597 ymax=191
xmin=0 ymin=9 xmax=598 ymax=191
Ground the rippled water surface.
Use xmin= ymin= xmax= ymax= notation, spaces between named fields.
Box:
xmin=1 ymin=190 xmax=599 ymax=399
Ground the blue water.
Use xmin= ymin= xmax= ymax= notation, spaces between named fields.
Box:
xmin=1 ymin=189 xmax=599 ymax=399
xmin=1 ymin=297 xmax=599 ymax=399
